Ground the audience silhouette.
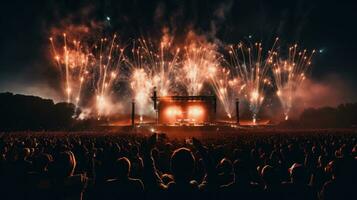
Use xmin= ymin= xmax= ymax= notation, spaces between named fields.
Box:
xmin=0 ymin=131 xmax=355 ymax=200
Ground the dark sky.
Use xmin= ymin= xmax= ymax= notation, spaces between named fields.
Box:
xmin=0 ymin=0 xmax=356 ymax=99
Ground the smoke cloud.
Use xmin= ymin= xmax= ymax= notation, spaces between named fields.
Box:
xmin=284 ymin=74 xmax=357 ymax=119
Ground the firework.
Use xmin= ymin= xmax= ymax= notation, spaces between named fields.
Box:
xmin=228 ymin=38 xmax=278 ymax=122
xmin=49 ymin=34 xmax=90 ymax=105
xmin=130 ymin=68 xmax=154 ymax=116
xmin=93 ymin=35 xmax=126 ymax=116
xmin=272 ymin=44 xmax=315 ymax=120
xmin=207 ymin=66 xmax=236 ymax=118
xmin=128 ymin=36 xmax=180 ymax=117
xmin=180 ymin=39 xmax=222 ymax=96
xmin=49 ymin=26 xmax=316 ymax=123
xmin=49 ymin=33 xmax=126 ymax=117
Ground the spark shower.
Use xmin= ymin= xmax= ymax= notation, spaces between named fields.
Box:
xmin=49 ymin=30 xmax=314 ymax=122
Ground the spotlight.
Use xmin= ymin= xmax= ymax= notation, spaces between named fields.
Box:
xmin=188 ymin=106 xmax=204 ymax=118
xmin=165 ymin=106 xmax=182 ymax=117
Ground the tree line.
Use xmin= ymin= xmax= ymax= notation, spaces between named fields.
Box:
xmin=0 ymin=93 xmax=75 ymax=131
xmin=0 ymin=92 xmax=356 ymax=130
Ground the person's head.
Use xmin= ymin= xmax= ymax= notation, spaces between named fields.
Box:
xmin=217 ymin=158 xmax=233 ymax=175
xmin=19 ymin=148 xmax=31 ymax=160
xmin=33 ymin=153 xmax=52 ymax=172
xmin=152 ymin=148 xmax=159 ymax=160
xmin=311 ymin=146 xmax=317 ymax=154
xmin=326 ymin=159 xmax=343 ymax=179
xmin=52 ymin=151 xmax=76 ymax=178
xmin=318 ymin=155 xmax=327 ymax=167
xmin=170 ymin=148 xmax=195 ymax=182
xmin=352 ymin=145 xmax=357 ymax=157
xmin=289 ymin=163 xmax=308 ymax=184
xmin=114 ymin=157 xmax=131 ymax=178
xmin=113 ymin=143 xmax=121 ymax=155
xmin=339 ymin=145 xmax=350 ymax=158
xmin=261 ymin=165 xmax=279 ymax=186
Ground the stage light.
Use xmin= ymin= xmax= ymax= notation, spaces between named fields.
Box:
xmin=165 ymin=106 xmax=182 ymax=117
xmin=188 ymin=106 xmax=204 ymax=118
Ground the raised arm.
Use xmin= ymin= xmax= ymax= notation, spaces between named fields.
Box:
xmin=141 ymin=133 xmax=166 ymax=191
xmin=192 ymin=137 xmax=218 ymax=190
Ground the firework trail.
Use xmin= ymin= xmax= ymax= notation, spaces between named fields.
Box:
xmin=130 ymin=68 xmax=153 ymax=116
xmin=207 ymin=66 xmax=236 ymax=118
xmin=49 ymin=26 xmax=316 ymax=122
xmin=49 ymin=33 xmax=126 ymax=117
xmin=128 ymin=36 xmax=180 ymax=117
xmin=180 ymin=40 xmax=222 ymax=96
xmin=49 ymin=34 xmax=90 ymax=105
xmin=93 ymin=35 xmax=127 ymax=116
xmin=272 ymin=44 xmax=315 ymax=120
xmin=228 ymin=38 xmax=278 ymax=123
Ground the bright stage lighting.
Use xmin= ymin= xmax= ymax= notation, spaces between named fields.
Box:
xmin=165 ymin=106 xmax=183 ymax=117
xmin=163 ymin=105 xmax=205 ymax=124
xmin=188 ymin=106 xmax=204 ymax=118
xmin=157 ymin=96 xmax=214 ymax=125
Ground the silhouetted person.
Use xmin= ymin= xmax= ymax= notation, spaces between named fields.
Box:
xmin=320 ymin=158 xmax=356 ymax=200
xmin=1 ymin=147 xmax=33 ymax=199
xmin=219 ymin=160 xmax=261 ymax=200
xmin=282 ymin=163 xmax=315 ymax=200
xmin=142 ymin=134 xmax=215 ymax=200
xmin=129 ymin=145 xmax=144 ymax=178
xmin=261 ymin=165 xmax=284 ymax=200
xmin=163 ymin=147 xmax=200 ymax=199
xmin=216 ymin=158 xmax=234 ymax=186
xmin=310 ymin=155 xmax=328 ymax=192
xmin=104 ymin=157 xmax=144 ymax=200
xmin=50 ymin=151 xmax=88 ymax=200
xmin=26 ymin=153 xmax=53 ymax=200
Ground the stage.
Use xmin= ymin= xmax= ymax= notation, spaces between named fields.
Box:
xmin=95 ymin=118 xmax=273 ymax=138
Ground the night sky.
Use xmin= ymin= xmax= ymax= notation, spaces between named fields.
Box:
xmin=0 ymin=0 xmax=356 ymax=101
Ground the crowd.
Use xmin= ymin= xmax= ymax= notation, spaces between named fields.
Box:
xmin=0 ymin=131 xmax=356 ymax=200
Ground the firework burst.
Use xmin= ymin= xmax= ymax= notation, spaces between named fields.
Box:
xmin=180 ymin=40 xmax=222 ymax=96
xmin=49 ymin=33 xmax=126 ymax=117
xmin=228 ymin=38 xmax=278 ymax=122
xmin=49 ymin=26 xmax=315 ymax=123
xmin=272 ymin=44 xmax=315 ymax=120
xmin=207 ymin=66 xmax=236 ymax=118
xmin=128 ymin=35 xmax=180 ymax=117
xmin=49 ymin=34 xmax=89 ymax=105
